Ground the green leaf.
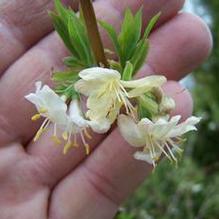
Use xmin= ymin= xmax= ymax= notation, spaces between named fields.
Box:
xmin=55 ymin=84 xmax=78 ymax=100
xmin=118 ymin=8 xmax=143 ymax=67
xmin=54 ymin=0 xmax=69 ymax=22
xmin=49 ymin=12 xmax=77 ymax=55
xmin=122 ymin=62 xmax=134 ymax=81
xmin=68 ymin=12 xmax=95 ymax=66
xmin=63 ymin=56 xmax=84 ymax=68
xmin=143 ymin=12 xmax=161 ymax=39
xmin=50 ymin=0 xmax=96 ymax=68
xmin=52 ymin=70 xmax=79 ymax=82
xmin=130 ymin=39 xmax=149 ymax=74
xmin=99 ymin=20 xmax=121 ymax=57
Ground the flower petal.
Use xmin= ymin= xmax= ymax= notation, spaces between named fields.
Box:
xmin=118 ymin=115 xmax=145 ymax=147
xmin=69 ymin=100 xmax=89 ymax=128
xmin=122 ymin=75 xmax=167 ymax=98
xmin=79 ymin=67 xmax=121 ymax=81
xmin=168 ymin=116 xmax=201 ymax=137
xmin=89 ymin=119 xmax=111 ymax=134
xmin=133 ymin=151 xmax=154 ymax=164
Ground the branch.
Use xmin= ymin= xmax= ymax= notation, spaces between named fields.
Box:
xmin=80 ymin=0 xmax=108 ymax=67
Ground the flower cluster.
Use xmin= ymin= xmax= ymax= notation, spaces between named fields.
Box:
xmin=25 ymin=1 xmax=201 ymax=167
xmin=26 ymin=67 xmax=200 ymax=167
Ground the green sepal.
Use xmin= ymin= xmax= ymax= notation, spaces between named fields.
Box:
xmin=122 ymin=62 xmax=134 ymax=81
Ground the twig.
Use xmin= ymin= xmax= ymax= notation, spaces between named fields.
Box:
xmin=79 ymin=0 xmax=108 ymax=67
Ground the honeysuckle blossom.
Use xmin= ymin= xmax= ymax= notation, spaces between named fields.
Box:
xmin=118 ymin=114 xmax=201 ymax=167
xmin=75 ymin=67 xmax=167 ymax=128
xmin=25 ymin=81 xmax=68 ymax=143
xmin=25 ymin=82 xmax=96 ymax=155
xmin=61 ymin=99 xmax=91 ymax=155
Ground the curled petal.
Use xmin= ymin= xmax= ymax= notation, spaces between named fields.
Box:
xmin=168 ymin=116 xmax=201 ymax=138
xmin=118 ymin=115 xmax=145 ymax=147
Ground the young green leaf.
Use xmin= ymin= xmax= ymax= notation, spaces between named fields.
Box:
xmin=49 ymin=12 xmax=77 ymax=55
xmin=52 ymin=70 xmax=79 ymax=82
xmin=99 ymin=20 xmax=121 ymax=57
xmin=118 ymin=8 xmax=143 ymax=67
xmin=68 ymin=13 xmax=91 ymax=65
xmin=130 ymin=39 xmax=149 ymax=75
xmin=63 ymin=56 xmax=84 ymax=68
xmin=143 ymin=12 xmax=161 ymax=39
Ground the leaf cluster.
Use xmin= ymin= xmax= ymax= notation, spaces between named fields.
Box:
xmin=49 ymin=0 xmax=97 ymax=99
xmin=99 ymin=9 xmax=160 ymax=79
xmin=50 ymin=0 xmax=95 ymax=68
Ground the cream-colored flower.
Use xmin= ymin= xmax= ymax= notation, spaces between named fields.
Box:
xmin=61 ymin=99 xmax=91 ymax=155
xmin=25 ymin=82 xmax=93 ymax=155
xmin=25 ymin=81 xmax=68 ymax=142
xmin=75 ymin=67 xmax=166 ymax=129
xmin=118 ymin=114 xmax=201 ymax=167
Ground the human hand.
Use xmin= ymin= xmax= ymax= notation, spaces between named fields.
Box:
xmin=0 ymin=0 xmax=212 ymax=218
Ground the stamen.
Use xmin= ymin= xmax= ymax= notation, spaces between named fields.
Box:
xmin=31 ymin=114 xmax=41 ymax=121
xmin=34 ymin=127 xmax=45 ymax=142
xmin=165 ymin=142 xmax=177 ymax=163
xmin=33 ymin=118 xmax=49 ymax=141
xmin=63 ymin=141 xmax=72 ymax=155
xmin=51 ymin=135 xmax=61 ymax=145
xmin=80 ymin=132 xmax=91 ymax=155
xmin=62 ymin=131 xmax=68 ymax=141
xmin=73 ymin=135 xmax=79 ymax=147
xmin=85 ymin=143 xmax=90 ymax=155
xmin=39 ymin=107 xmax=48 ymax=114
xmin=84 ymin=128 xmax=92 ymax=139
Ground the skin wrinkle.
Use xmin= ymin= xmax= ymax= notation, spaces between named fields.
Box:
xmin=0 ymin=0 xmax=212 ymax=217
xmin=81 ymin=164 xmax=121 ymax=206
xmin=0 ymin=0 xmax=77 ymax=74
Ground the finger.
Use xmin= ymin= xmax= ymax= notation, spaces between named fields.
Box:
xmin=0 ymin=0 xmax=78 ymax=74
xmin=145 ymin=12 xmax=212 ymax=80
xmin=0 ymin=0 xmax=186 ymax=146
xmin=25 ymin=12 xmax=209 ymax=185
xmin=48 ymin=81 xmax=193 ymax=219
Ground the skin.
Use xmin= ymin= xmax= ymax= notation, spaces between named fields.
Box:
xmin=0 ymin=0 xmax=212 ymax=218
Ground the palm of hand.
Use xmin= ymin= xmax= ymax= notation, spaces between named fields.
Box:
xmin=0 ymin=0 xmax=211 ymax=218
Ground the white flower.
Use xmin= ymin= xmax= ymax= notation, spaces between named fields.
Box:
xmin=118 ymin=114 xmax=201 ymax=167
xmin=25 ymin=82 xmax=93 ymax=155
xmin=75 ymin=67 xmax=166 ymax=130
xmin=25 ymin=81 xmax=68 ymax=142
xmin=61 ymin=99 xmax=91 ymax=155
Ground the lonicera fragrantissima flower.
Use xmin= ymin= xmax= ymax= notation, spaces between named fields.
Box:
xmin=118 ymin=114 xmax=201 ymax=167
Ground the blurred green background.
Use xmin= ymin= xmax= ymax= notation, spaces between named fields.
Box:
xmin=115 ymin=0 xmax=219 ymax=218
